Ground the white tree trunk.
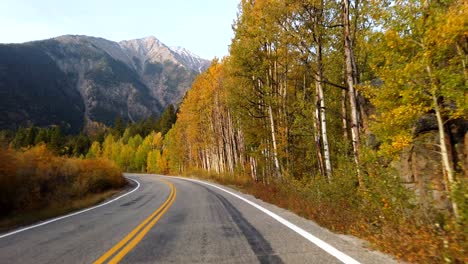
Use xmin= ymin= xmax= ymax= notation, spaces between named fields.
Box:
xmin=343 ymin=0 xmax=363 ymax=186
xmin=433 ymin=95 xmax=459 ymax=219
xmin=427 ymin=64 xmax=460 ymax=220
xmin=316 ymin=38 xmax=332 ymax=179
xmin=313 ymin=93 xmax=325 ymax=178
xmin=317 ymin=82 xmax=332 ymax=179
xmin=268 ymin=105 xmax=281 ymax=178
xmin=342 ymin=89 xmax=349 ymax=140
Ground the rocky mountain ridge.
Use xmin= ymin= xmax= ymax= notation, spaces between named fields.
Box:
xmin=0 ymin=35 xmax=210 ymax=133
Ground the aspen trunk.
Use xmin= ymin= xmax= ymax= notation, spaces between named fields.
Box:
xmin=317 ymin=81 xmax=332 ymax=179
xmin=313 ymin=95 xmax=325 ymax=178
xmin=343 ymin=0 xmax=363 ymax=186
xmin=316 ymin=39 xmax=332 ymax=180
xmin=237 ymin=127 xmax=246 ymax=171
xmin=268 ymin=105 xmax=281 ymax=178
xmin=433 ymin=95 xmax=459 ymax=219
xmin=427 ymin=65 xmax=460 ymax=220
xmin=266 ymin=43 xmax=281 ymax=178
xmin=226 ymin=114 xmax=235 ymax=173
xmin=342 ymin=89 xmax=349 ymax=140
xmin=250 ymin=156 xmax=258 ymax=181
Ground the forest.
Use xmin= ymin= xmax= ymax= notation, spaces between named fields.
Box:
xmin=0 ymin=106 xmax=176 ymax=230
xmin=0 ymin=0 xmax=466 ymax=262
xmin=160 ymin=0 xmax=466 ymax=263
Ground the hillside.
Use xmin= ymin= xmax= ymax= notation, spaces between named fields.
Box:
xmin=0 ymin=35 xmax=210 ymax=133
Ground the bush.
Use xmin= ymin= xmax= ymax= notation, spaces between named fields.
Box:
xmin=0 ymin=144 xmax=125 ymax=217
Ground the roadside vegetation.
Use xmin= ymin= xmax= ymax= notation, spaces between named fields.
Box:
xmin=0 ymin=144 xmax=125 ymax=230
xmin=0 ymin=105 xmax=177 ymax=230
xmin=184 ymin=168 xmax=466 ymax=263
xmin=156 ymin=1 xmax=466 ymax=263
xmin=0 ymin=1 xmax=465 ymax=263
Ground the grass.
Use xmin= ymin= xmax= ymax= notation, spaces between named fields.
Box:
xmin=0 ymin=188 xmax=122 ymax=233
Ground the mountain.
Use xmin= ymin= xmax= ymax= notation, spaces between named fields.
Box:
xmin=0 ymin=35 xmax=210 ymax=133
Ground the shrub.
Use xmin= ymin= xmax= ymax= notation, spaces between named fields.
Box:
xmin=0 ymin=144 xmax=125 ymax=217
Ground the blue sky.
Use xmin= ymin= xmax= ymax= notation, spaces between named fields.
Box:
xmin=0 ymin=0 xmax=239 ymax=59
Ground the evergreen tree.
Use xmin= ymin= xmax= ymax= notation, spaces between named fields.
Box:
xmin=49 ymin=126 xmax=63 ymax=154
xmin=158 ymin=105 xmax=177 ymax=136
xmin=72 ymin=133 xmax=91 ymax=157
xmin=113 ymin=116 xmax=125 ymax=137
xmin=34 ymin=128 xmax=49 ymax=145
xmin=12 ymin=127 xmax=27 ymax=149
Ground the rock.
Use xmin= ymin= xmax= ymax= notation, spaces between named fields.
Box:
xmin=413 ymin=114 xmax=438 ymax=135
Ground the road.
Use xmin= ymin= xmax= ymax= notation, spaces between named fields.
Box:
xmin=0 ymin=174 xmax=397 ymax=264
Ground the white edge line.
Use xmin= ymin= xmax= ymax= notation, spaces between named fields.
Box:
xmin=176 ymin=177 xmax=361 ymax=264
xmin=0 ymin=177 xmax=140 ymax=239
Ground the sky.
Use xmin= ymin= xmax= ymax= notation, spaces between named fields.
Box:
xmin=0 ymin=0 xmax=239 ymax=59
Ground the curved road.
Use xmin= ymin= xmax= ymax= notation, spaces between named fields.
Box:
xmin=0 ymin=174 xmax=397 ymax=264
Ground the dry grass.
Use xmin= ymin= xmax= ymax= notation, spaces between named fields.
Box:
xmin=181 ymin=170 xmax=467 ymax=263
xmin=0 ymin=189 xmax=121 ymax=232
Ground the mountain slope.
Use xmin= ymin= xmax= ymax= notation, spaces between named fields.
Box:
xmin=0 ymin=43 xmax=84 ymax=132
xmin=0 ymin=35 xmax=210 ymax=132
xmin=118 ymin=36 xmax=209 ymax=107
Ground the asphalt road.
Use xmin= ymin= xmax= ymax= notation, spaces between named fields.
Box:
xmin=0 ymin=174 xmax=398 ymax=264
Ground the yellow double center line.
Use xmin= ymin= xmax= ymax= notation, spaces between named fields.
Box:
xmin=94 ymin=179 xmax=176 ymax=264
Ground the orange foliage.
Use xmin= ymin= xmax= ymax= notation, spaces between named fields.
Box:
xmin=0 ymin=144 xmax=125 ymax=217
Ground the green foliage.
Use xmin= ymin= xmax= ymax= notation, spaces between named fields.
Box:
xmin=49 ymin=126 xmax=64 ymax=154
xmin=366 ymin=0 xmax=467 ymax=155
xmin=3 ymin=102 xmax=177 ymax=163
xmin=158 ymin=105 xmax=176 ymax=135
xmin=85 ymin=128 xmax=165 ymax=173
xmin=113 ymin=116 xmax=125 ymax=137
xmin=12 ymin=127 xmax=37 ymax=149
xmin=0 ymin=130 xmax=13 ymax=148
xmin=70 ymin=134 xmax=91 ymax=157
xmin=162 ymin=125 xmax=185 ymax=174
xmin=34 ymin=128 xmax=48 ymax=145
xmin=453 ymin=178 xmax=468 ymax=225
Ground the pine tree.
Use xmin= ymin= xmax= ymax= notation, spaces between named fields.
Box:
xmin=49 ymin=126 xmax=63 ymax=154
xmin=34 ymin=128 xmax=49 ymax=145
xmin=158 ymin=105 xmax=177 ymax=136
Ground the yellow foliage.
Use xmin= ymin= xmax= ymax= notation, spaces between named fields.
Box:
xmin=156 ymin=152 xmax=169 ymax=174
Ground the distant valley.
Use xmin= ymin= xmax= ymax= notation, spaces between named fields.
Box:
xmin=0 ymin=35 xmax=210 ymax=133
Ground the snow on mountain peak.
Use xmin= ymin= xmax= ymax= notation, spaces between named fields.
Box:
xmin=115 ymin=36 xmax=209 ymax=73
xmin=169 ymin=46 xmax=209 ymax=73
xmin=170 ymin=46 xmax=200 ymax=59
